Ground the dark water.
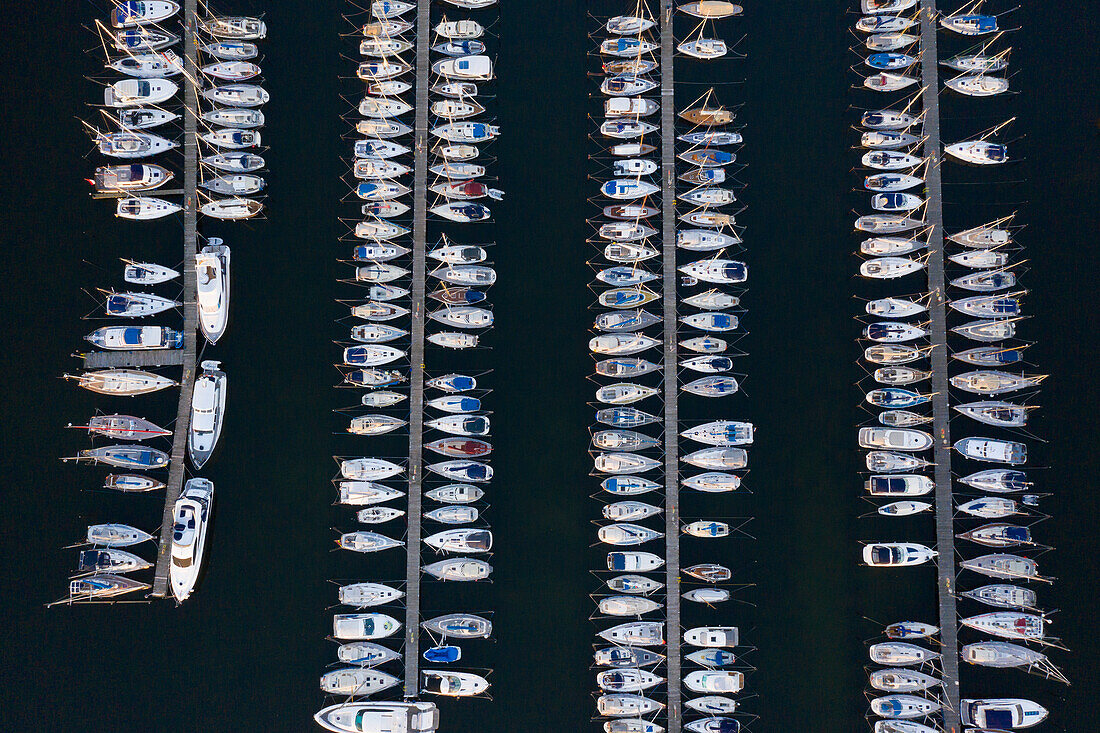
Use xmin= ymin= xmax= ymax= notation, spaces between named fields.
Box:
xmin=1 ymin=1 xmax=1097 ymax=730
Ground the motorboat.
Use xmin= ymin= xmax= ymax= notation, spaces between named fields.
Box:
xmin=313 ymin=702 xmax=438 ymax=733
xmin=167 ymin=478 xmax=213 ymax=602
xmin=684 ymin=627 xmax=738 ymax=648
xmin=76 ymin=548 xmax=151 ymax=574
xmin=859 ymin=427 xmax=932 ymax=451
xmin=954 ymin=437 xmax=1027 ymax=464
xmin=422 ymin=613 xmax=492 ymax=639
xmin=423 ymin=558 xmax=492 ymax=581
xmin=432 ymin=55 xmax=493 ymax=81
xmin=94 ymin=164 xmax=172 ymax=193
xmin=607 ymin=552 xmax=663 ymax=572
xmin=84 ymin=325 xmax=181 ymax=351
xmin=195 ymin=241 xmax=230 ymax=344
xmin=960 ymin=699 xmax=1048 ymax=729
xmin=105 ymin=78 xmax=178 ymax=108
xmin=87 ymin=523 xmax=153 ymax=547
xmin=334 ymin=613 xmax=402 ymax=640
xmin=863 ymin=543 xmax=937 ymax=567
xmin=866 ymin=475 xmax=933 ymax=496
xmin=188 ymin=361 xmax=226 ymax=469
xmin=422 ymin=670 xmax=488 ymax=697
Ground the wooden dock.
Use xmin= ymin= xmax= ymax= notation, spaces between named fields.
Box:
xmin=401 ymin=0 xmax=430 ymax=697
xmin=150 ymin=0 xmax=200 ymax=598
xmin=918 ymin=2 xmax=961 ymax=729
xmin=83 ymin=350 xmax=186 ymax=369
xmin=660 ymin=1 xmax=682 ymax=729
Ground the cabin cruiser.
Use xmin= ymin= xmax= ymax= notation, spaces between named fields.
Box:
xmin=85 ymin=325 xmax=181 ymax=351
xmin=195 ymin=241 xmax=230 ymax=344
xmin=188 ymin=361 xmax=226 ymax=469
xmin=858 ymin=427 xmax=932 ymax=451
xmin=863 ymin=542 xmax=937 ymax=567
xmin=105 ymin=78 xmax=178 ymax=108
xmin=94 ymin=164 xmax=172 ymax=193
xmin=432 ymin=55 xmax=493 ymax=80
xmin=314 ymin=702 xmax=438 ymax=733
xmin=424 ymin=528 xmax=492 ymax=553
xmin=954 ymin=437 xmax=1027 ymax=464
xmin=684 ymin=627 xmax=738 ymax=647
xmin=866 ymin=475 xmax=933 ymax=496
xmin=684 ymin=671 xmax=743 ymax=694
xmin=960 ymin=699 xmax=1047 ymax=729
xmin=422 ymin=670 xmax=488 ymax=697
xmin=168 ymin=478 xmax=213 ymax=603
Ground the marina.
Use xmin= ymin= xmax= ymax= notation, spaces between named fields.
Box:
xmin=588 ymin=2 xmax=752 ymax=731
xmin=852 ymin=0 xmax=1064 ymax=729
xmin=323 ymin=0 xmax=501 ymax=724
xmin=56 ymin=0 xmax=267 ymax=605
xmin=12 ymin=0 xmax=1094 ymax=730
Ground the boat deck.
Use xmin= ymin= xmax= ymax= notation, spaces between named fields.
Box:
xmin=919 ymin=2 xmax=962 ymax=729
xmin=402 ymin=0 xmax=431 ymax=697
xmin=151 ymin=0 xmax=199 ymax=599
xmin=660 ymin=0 xmax=682 ymax=729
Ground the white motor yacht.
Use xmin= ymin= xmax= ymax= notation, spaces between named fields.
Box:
xmin=169 ymin=478 xmax=213 ymax=603
xmin=188 ymin=361 xmax=226 ymax=468
xmin=196 ymin=241 xmax=230 ymax=344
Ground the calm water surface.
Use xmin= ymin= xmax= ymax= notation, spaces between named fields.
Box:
xmin=0 ymin=1 xmax=1096 ymax=730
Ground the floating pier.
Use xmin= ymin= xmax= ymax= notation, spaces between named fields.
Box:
xmin=151 ymin=0 xmax=200 ymax=598
xmin=659 ymin=1 xmax=683 ymax=730
xmin=918 ymin=2 xmax=961 ymax=728
xmin=82 ymin=350 xmax=186 ymax=369
xmin=402 ymin=0 xmax=432 ymax=696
